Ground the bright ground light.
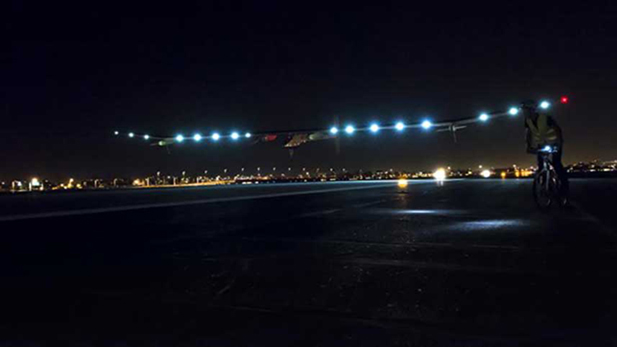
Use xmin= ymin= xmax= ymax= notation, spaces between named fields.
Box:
xmin=433 ymin=168 xmax=446 ymax=181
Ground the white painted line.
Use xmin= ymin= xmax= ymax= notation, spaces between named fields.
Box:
xmin=0 ymin=184 xmax=393 ymax=222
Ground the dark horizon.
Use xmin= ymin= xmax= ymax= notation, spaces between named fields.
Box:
xmin=5 ymin=2 xmax=617 ymax=181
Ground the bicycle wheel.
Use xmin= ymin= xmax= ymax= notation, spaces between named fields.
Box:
xmin=533 ymin=171 xmax=552 ymax=209
xmin=551 ymin=172 xmax=569 ymax=207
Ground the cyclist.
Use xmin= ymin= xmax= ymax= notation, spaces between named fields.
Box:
xmin=523 ymin=100 xmax=569 ymax=202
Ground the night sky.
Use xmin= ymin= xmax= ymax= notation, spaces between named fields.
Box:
xmin=4 ymin=2 xmax=617 ymax=181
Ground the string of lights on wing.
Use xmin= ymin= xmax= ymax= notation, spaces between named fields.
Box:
xmin=113 ymin=97 xmax=569 ymax=148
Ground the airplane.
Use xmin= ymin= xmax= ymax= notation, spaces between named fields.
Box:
xmin=115 ymin=98 xmax=566 ymax=150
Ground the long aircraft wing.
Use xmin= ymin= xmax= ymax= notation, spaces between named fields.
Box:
xmin=115 ymin=99 xmax=566 ymax=149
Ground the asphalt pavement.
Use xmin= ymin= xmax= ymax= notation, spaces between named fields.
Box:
xmin=1 ymin=179 xmax=617 ymax=346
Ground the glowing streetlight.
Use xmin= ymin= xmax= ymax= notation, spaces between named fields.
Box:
xmin=421 ymin=120 xmax=432 ymax=130
xmin=509 ymin=107 xmax=519 ymax=116
xmin=193 ymin=134 xmax=202 ymax=142
xmin=114 ymin=131 xmax=119 ymax=135
xmin=395 ymin=122 xmax=405 ymax=131
xmin=175 ymin=134 xmax=184 ymax=142
xmin=478 ymin=113 xmax=489 ymax=122
xmin=369 ymin=123 xmax=380 ymax=133
xmin=211 ymin=132 xmax=220 ymax=141
xmin=481 ymin=169 xmax=491 ymax=178
xmin=539 ymin=100 xmax=550 ymax=109
xmin=128 ymin=132 xmax=135 ymax=138
xmin=245 ymin=132 xmax=252 ymax=138
xmin=231 ymin=132 xmax=240 ymax=140
xmin=330 ymin=126 xmax=339 ymax=135
xmin=143 ymin=134 xmax=150 ymax=140
xmin=345 ymin=125 xmax=355 ymax=134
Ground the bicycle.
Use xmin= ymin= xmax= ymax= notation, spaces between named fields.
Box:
xmin=533 ymin=145 xmax=567 ymax=210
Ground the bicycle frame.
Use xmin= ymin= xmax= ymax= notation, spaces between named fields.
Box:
xmin=534 ymin=146 xmax=560 ymax=208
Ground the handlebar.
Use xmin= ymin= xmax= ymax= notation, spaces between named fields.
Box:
xmin=538 ymin=145 xmax=559 ymax=153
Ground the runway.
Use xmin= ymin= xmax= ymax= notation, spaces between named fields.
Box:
xmin=1 ymin=179 xmax=616 ymax=346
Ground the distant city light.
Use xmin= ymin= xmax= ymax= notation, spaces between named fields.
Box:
xmin=433 ymin=168 xmax=446 ymax=181
xmin=395 ymin=122 xmax=405 ymax=131
xmin=501 ymin=171 xmax=506 ymax=179
xmin=479 ymin=113 xmax=489 ymax=122
xmin=345 ymin=125 xmax=355 ymax=134
xmin=128 ymin=132 xmax=135 ymax=138
xmin=330 ymin=126 xmax=339 ymax=135
xmin=481 ymin=169 xmax=491 ymax=178
xmin=175 ymin=134 xmax=184 ymax=142
xmin=421 ymin=120 xmax=432 ymax=129
xmin=211 ymin=133 xmax=220 ymax=141
xmin=245 ymin=132 xmax=252 ymax=138
xmin=539 ymin=100 xmax=550 ymax=109
xmin=193 ymin=134 xmax=202 ymax=142
xmin=542 ymin=145 xmax=552 ymax=152
xmin=231 ymin=132 xmax=240 ymax=140
xmin=509 ymin=107 xmax=519 ymax=116
xmin=31 ymin=178 xmax=40 ymax=187
xmin=143 ymin=134 xmax=150 ymax=140
xmin=397 ymin=178 xmax=408 ymax=188
xmin=561 ymin=96 xmax=569 ymax=104
xmin=114 ymin=131 xmax=119 ymax=135
xmin=369 ymin=123 xmax=380 ymax=133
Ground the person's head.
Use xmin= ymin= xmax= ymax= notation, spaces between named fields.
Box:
xmin=521 ymin=100 xmax=538 ymax=119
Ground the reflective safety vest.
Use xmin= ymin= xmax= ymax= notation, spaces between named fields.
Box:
xmin=526 ymin=113 xmax=561 ymax=148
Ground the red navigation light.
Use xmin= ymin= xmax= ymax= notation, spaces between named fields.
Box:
xmin=561 ymin=96 xmax=569 ymax=104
